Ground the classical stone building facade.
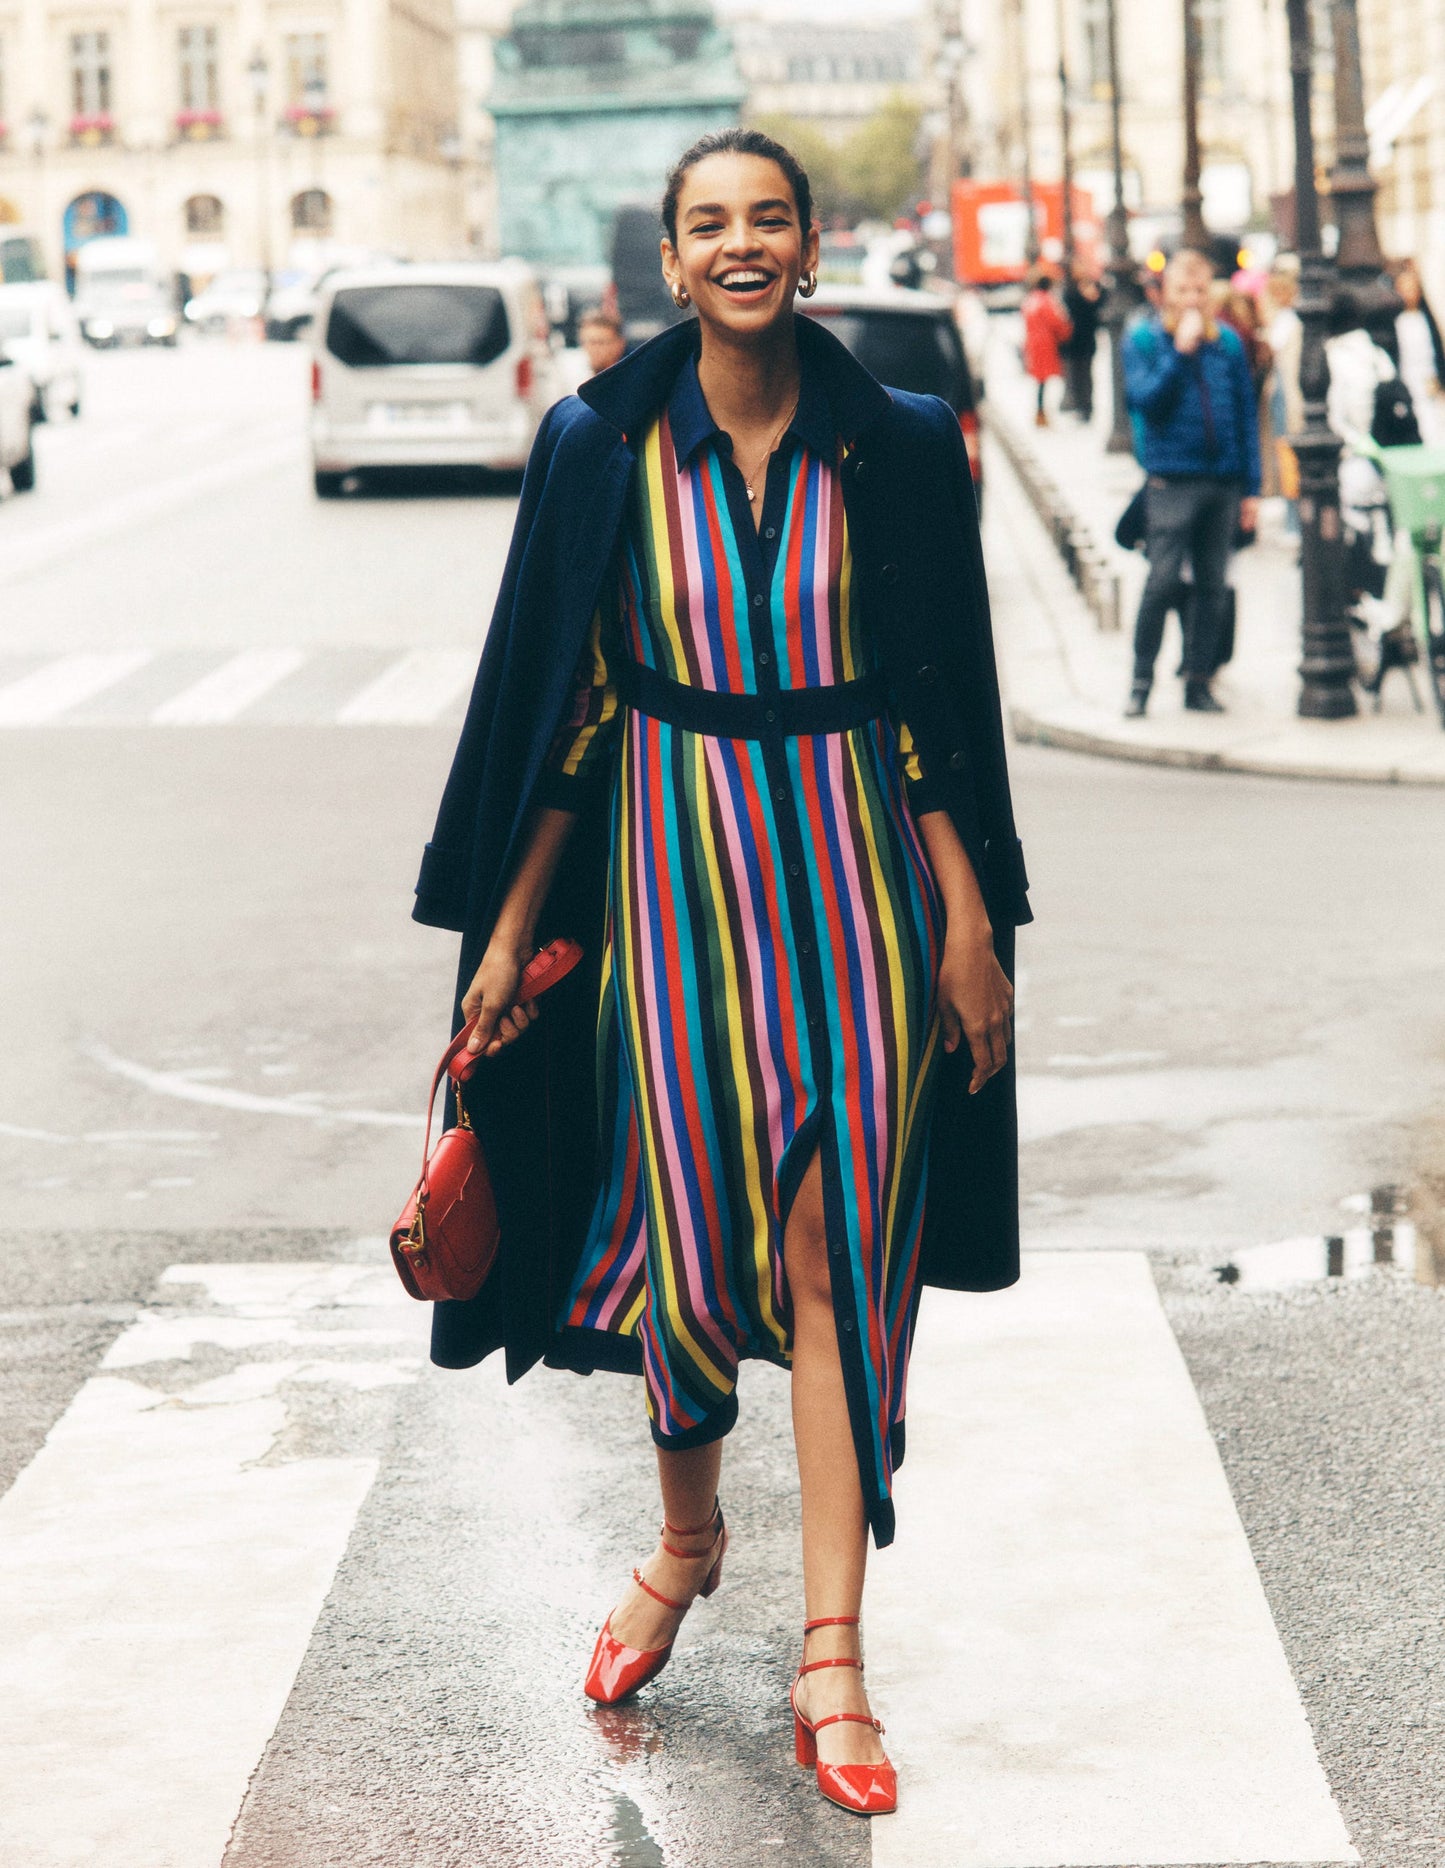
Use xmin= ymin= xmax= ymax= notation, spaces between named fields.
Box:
xmin=730 ymin=16 xmax=921 ymax=146
xmin=0 ymin=0 xmax=465 ymax=279
xmin=1359 ymin=0 xmax=1445 ymax=306
xmin=953 ymin=0 xmax=1296 ymax=238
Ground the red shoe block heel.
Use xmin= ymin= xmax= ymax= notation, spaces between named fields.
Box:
xmin=789 ymin=1615 xmax=898 ymax=1816
xmin=583 ymin=1500 xmax=726 ymax=1706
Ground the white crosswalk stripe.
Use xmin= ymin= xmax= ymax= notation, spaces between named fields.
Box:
xmin=0 ymin=649 xmax=479 ymax=727
xmin=151 ymin=648 xmax=309 ymax=724
xmin=0 ymin=1261 xmax=426 ymax=1868
xmin=333 ymin=647 xmax=478 ymax=725
xmin=0 ymin=651 xmax=154 ymax=725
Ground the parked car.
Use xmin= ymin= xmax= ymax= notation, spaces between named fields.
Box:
xmin=309 ymin=260 xmax=556 ymax=496
xmin=73 ymin=238 xmax=178 ymax=347
xmin=264 ymin=270 xmax=321 ymax=341
xmin=800 ymin=283 xmax=984 ymax=510
xmin=0 ymin=228 xmax=47 ymax=285
xmin=0 ymin=350 xmax=37 ymax=492
xmin=184 ymin=268 xmax=268 ymax=332
xmin=0 ymin=281 xmax=85 ymax=420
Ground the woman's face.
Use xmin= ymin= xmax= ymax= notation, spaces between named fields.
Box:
xmin=661 ymin=153 xmax=819 ymax=342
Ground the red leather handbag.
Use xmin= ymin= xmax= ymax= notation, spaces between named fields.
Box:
xmin=390 ymin=937 xmax=583 ymax=1302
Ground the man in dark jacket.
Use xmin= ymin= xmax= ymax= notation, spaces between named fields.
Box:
xmin=1061 ymin=262 xmax=1103 ymax=421
xmin=1124 ymin=248 xmax=1261 ymax=715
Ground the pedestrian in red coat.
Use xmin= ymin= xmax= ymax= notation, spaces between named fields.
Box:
xmin=1022 ymin=270 xmax=1073 ymax=426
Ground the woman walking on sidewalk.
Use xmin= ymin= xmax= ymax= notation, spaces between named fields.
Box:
xmin=1023 ymin=270 xmax=1072 ymax=426
xmin=411 ymin=128 xmax=1030 ymax=1817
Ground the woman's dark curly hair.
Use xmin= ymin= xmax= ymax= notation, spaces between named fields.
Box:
xmin=661 ymin=128 xmax=814 ymax=247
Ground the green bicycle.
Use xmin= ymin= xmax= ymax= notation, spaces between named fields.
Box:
xmin=1354 ymin=436 xmax=1445 ymax=726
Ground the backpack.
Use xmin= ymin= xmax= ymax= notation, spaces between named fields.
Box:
xmin=1371 ymin=378 xmax=1422 ymax=449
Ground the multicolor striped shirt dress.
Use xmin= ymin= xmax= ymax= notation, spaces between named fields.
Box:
xmin=535 ymin=354 xmax=944 ymax=1544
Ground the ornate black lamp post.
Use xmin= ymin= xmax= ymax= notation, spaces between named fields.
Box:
xmin=1286 ymin=0 xmax=1358 ymax=718
xmin=247 ymin=48 xmax=272 ymax=275
xmin=1101 ymin=0 xmax=1140 ymax=453
xmin=1180 ymin=0 xmax=1208 ymax=249
xmin=1328 ymin=0 xmax=1400 ymax=354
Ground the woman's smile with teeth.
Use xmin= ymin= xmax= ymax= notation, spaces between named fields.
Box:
xmin=717 ymin=269 xmax=773 ymax=293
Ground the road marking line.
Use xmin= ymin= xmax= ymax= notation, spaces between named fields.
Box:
xmin=151 ymin=647 xmax=308 ymax=724
xmin=86 ymin=1040 xmax=422 ymax=1128
xmin=335 ymin=648 xmax=476 ymax=724
xmin=0 ymin=652 xmax=154 ymax=725
xmin=0 ymin=1261 xmax=426 ymax=1868
xmin=869 ymin=1252 xmax=1357 ymax=1868
xmin=1 ymin=436 xmax=301 ymax=584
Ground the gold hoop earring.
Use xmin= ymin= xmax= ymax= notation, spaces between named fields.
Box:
xmin=798 ymin=271 xmax=818 ymax=299
xmin=670 ymin=283 xmax=691 ymax=309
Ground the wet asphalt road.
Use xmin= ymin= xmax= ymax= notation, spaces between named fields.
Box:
xmin=2 ymin=344 xmax=1444 ymax=1866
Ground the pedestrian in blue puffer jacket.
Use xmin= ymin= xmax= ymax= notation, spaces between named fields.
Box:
xmin=1123 ymin=248 xmax=1261 ymax=715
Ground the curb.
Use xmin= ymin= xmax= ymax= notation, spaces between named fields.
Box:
xmin=1010 ymin=705 xmax=1445 ymax=787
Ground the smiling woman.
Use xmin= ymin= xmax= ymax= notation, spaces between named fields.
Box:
xmin=413 ymin=125 xmax=1030 ymax=1821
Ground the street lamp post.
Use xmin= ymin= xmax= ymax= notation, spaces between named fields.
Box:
xmin=1101 ymin=0 xmax=1140 ymax=453
xmin=1285 ymin=0 xmax=1358 ymax=719
xmin=1180 ymin=0 xmax=1208 ymax=249
xmin=247 ymin=48 xmax=272 ymax=275
xmin=1056 ymin=0 xmax=1075 ymax=271
xmin=1009 ymin=0 xmax=1039 ymax=264
xmin=1328 ymin=0 xmax=1400 ymax=354
xmin=25 ymin=110 xmax=48 ymax=263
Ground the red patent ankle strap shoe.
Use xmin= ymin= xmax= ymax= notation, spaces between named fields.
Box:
xmin=583 ymin=1501 xmax=728 ymax=1706
xmin=790 ymin=1615 xmax=897 ymax=1816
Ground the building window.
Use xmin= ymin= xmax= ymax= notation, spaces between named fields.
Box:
xmin=185 ymin=193 xmax=224 ymax=236
xmin=178 ymin=26 xmax=219 ymax=112
xmin=70 ymin=32 xmax=112 ymax=119
xmin=291 ymin=187 xmax=332 ymax=234
xmin=1082 ymin=0 xmax=1111 ymax=93
xmin=284 ymin=33 xmax=328 ymax=106
xmin=1197 ymin=0 xmax=1226 ymax=88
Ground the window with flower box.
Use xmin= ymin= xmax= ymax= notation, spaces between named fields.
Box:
xmin=69 ymin=32 xmax=113 ymax=141
xmin=177 ymin=25 xmax=222 ymax=134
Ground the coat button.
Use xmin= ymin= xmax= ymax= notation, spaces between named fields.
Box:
xmin=775 ymin=785 xmax=787 ymax=801
xmin=752 ymin=593 xmax=764 ymax=608
xmin=764 ymin=525 xmax=777 ymax=540
xmin=829 ymin=1239 xmax=843 ymax=1257
xmin=949 ymin=749 xmax=967 ymax=772
xmin=758 ymin=649 xmax=771 ymax=665
xmin=765 ymin=708 xmax=777 ymax=723
xmin=880 ymin=563 xmax=900 ymax=587
xmin=841 ymin=1316 xmax=855 ymax=1333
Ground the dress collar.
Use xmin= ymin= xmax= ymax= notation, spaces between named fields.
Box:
xmin=665 ymin=348 xmax=840 ymax=466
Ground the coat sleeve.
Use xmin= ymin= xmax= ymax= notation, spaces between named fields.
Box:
xmin=413 ymin=403 xmax=565 ymax=930
xmin=1125 ymin=323 xmax=1188 ymax=417
xmin=932 ymin=398 xmax=1032 ymax=926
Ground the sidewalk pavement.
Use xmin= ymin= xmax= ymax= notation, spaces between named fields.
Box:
xmin=983 ymin=331 xmax=1445 ymax=786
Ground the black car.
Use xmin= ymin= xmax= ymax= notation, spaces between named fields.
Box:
xmin=801 ymin=285 xmax=983 ymax=512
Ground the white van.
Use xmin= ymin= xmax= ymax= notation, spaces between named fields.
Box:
xmin=0 ymin=281 xmax=85 ymax=419
xmin=73 ymin=237 xmax=178 ymax=347
xmin=309 ymin=260 xmax=554 ymax=496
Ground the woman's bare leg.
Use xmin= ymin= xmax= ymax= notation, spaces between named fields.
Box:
xmin=784 ymin=1147 xmax=885 ymax=1766
xmin=606 ymin=1438 xmax=724 ymax=1651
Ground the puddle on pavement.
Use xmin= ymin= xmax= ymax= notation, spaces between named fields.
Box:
xmin=1216 ymin=1185 xmax=1441 ymax=1293
xmin=609 ymin=1792 xmax=666 ymax=1867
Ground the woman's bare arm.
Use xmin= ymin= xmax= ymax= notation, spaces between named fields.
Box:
xmin=462 ymin=806 xmax=578 ymax=1056
xmin=916 ymin=809 xmax=1015 ymax=1095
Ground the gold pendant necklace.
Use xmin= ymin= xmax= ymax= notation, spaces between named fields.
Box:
xmin=742 ymin=398 xmax=800 ymax=503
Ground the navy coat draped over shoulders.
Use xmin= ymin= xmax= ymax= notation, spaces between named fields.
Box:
xmin=412 ymin=314 xmax=1032 ymax=1386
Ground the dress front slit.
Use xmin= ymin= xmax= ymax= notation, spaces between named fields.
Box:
xmin=537 ymin=352 xmax=945 ymax=1544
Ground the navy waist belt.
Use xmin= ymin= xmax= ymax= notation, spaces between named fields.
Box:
xmin=615 ymin=661 xmax=889 ymax=739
